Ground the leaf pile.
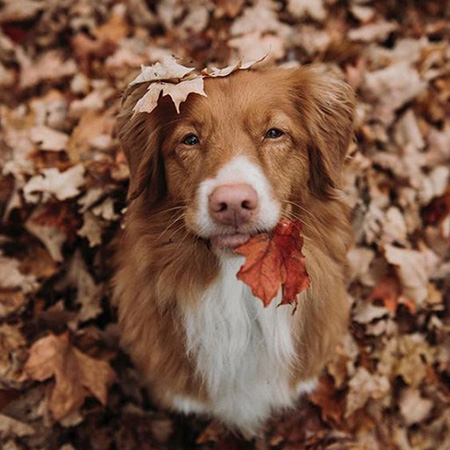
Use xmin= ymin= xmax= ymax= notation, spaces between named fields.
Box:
xmin=0 ymin=0 xmax=449 ymax=449
xmin=236 ymin=218 xmax=309 ymax=308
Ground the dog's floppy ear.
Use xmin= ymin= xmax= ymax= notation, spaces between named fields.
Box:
xmin=115 ymin=83 xmax=166 ymax=203
xmin=291 ymin=66 xmax=356 ymax=199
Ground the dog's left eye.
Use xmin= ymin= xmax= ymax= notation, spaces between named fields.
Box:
xmin=182 ymin=134 xmax=200 ymax=146
xmin=265 ymin=128 xmax=284 ymax=139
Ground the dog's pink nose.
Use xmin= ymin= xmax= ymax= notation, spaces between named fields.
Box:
xmin=209 ymin=184 xmax=259 ymax=228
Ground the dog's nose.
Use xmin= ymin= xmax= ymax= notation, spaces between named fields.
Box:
xmin=209 ymin=184 xmax=259 ymax=228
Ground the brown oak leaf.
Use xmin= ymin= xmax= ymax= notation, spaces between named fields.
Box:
xmin=236 ymin=218 xmax=310 ymax=307
xmin=24 ymin=332 xmax=116 ymax=421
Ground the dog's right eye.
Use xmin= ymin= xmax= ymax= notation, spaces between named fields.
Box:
xmin=182 ymin=134 xmax=200 ymax=146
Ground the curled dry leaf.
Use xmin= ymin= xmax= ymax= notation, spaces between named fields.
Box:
xmin=384 ymin=245 xmax=428 ymax=305
xmin=236 ymin=218 xmax=310 ymax=307
xmin=131 ymin=55 xmax=266 ymax=115
xmin=129 ymin=55 xmax=195 ymax=86
xmin=24 ymin=332 xmax=116 ymax=421
xmin=133 ymin=77 xmax=206 ymax=114
xmin=23 ymin=164 xmax=85 ymax=204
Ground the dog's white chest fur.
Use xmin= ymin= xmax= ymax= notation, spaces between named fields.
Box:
xmin=180 ymin=256 xmax=312 ymax=434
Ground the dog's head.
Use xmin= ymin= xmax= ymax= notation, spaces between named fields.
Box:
xmin=117 ymin=67 xmax=356 ymax=250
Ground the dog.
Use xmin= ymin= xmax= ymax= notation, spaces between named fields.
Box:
xmin=113 ymin=65 xmax=356 ymax=436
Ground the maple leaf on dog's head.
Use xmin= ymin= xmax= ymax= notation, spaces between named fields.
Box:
xmin=236 ymin=218 xmax=310 ymax=308
xmin=129 ymin=55 xmax=195 ymax=86
xmin=133 ymin=78 xmax=206 ymax=115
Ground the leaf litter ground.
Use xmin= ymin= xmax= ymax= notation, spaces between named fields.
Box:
xmin=0 ymin=0 xmax=449 ymax=449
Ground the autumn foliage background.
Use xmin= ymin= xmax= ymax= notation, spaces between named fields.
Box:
xmin=0 ymin=0 xmax=449 ymax=449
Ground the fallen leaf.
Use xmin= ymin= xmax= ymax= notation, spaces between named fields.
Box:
xmin=287 ymin=0 xmax=327 ymax=22
xmin=0 ymin=414 xmax=35 ymax=438
xmin=228 ymin=33 xmax=284 ymax=64
xmin=367 ymin=276 xmax=402 ymax=314
xmin=0 ymin=254 xmax=36 ymax=292
xmin=24 ymin=332 xmax=115 ymax=421
xmin=352 ymin=301 xmax=388 ymax=324
xmin=17 ymin=50 xmax=77 ymax=90
xmin=0 ymin=324 xmax=27 ymax=388
xmin=348 ymin=21 xmax=397 ymax=43
xmin=235 ymin=219 xmax=310 ymax=307
xmin=361 ymin=62 xmax=426 ymax=125
xmin=23 ymin=164 xmax=85 ymax=203
xmin=346 ymin=367 xmax=390 ymax=417
xmin=384 ymin=245 xmax=428 ymax=305
xmin=29 ymin=126 xmax=69 ymax=152
xmin=56 ymin=250 xmax=103 ymax=322
xmin=399 ymin=388 xmax=433 ymax=426
xmin=309 ymin=375 xmax=344 ymax=425
xmin=78 ymin=211 xmax=103 ymax=247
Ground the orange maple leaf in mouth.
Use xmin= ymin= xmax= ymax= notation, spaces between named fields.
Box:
xmin=235 ymin=218 xmax=310 ymax=308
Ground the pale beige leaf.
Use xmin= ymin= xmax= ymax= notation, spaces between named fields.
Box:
xmin=384 ymin=245 xmax=428 ymax=305
xmin=133 ymin=77 xmax=206 ymax=115
xmin=287 ymin=0 xmax=326 ymax=21
xmin=347 ymin=247 xmax=375 ymax=284
xmin=161 ymin=78 xmax=206 ymax=113
xmin=129 ymin=55 xmax=195 ymax=87
xmin=362 ymin=63 xmax=426 ymax=125
xmin=399 ymin=388 xmax=433 ymax=426
xmin=78 ymin=211 xmax=103 ymax=247
xmin=30 ymin=126 xmax=69 ymax=152
xmin=23 ymin=164 xmax=85 ymax=203
xmin=229 ymin=33 xmax=284 ymax=65
xmin=348 ymin=21 xmax=397 ymax=43
xmin=346 ymin=367 xmax=390 ymax=417
xmin=353 ymin=301 xmax=388 ymax=324
xmin=203 ymin=54 xmax=268 ymax=78
xmin=0 ymin=414 xmax=35 ymax=438
xmin=0 ymin=254 xmax=36 ymax=292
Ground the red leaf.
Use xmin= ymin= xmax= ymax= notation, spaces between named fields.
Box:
xmin=235 ymin=218 xmax=310 ymax=308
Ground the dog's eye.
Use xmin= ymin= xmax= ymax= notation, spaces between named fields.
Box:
xmin=265 ymin=128 xmax=284 ymax=139
xmin=182 ymin=134 xmax=200 ymax=146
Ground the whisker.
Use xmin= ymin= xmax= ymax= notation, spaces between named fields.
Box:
xmin=156 ymin=213 xmax=185 ymax=241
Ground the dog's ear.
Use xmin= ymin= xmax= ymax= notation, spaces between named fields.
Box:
xmin=115 ymin=83 xmax=166 ymax=203
xmin=291 ymin=67 xmax=356 ymax=199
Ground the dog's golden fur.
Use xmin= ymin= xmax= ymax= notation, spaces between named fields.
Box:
xmin=113 ymin=66 xmax=356 ymax=431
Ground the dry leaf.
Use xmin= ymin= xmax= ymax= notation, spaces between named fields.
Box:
xmin=0 ymin=254 xmax=36 ymax=292
xmin=399 ymin=388 xmax=433 ymax=426
xmin=129 ymin=56 xmax=195 ymax=86
xmin=133 ymin=77 xmax=206 ymax=114
xmin=0 ymin=414 xmax=35 ymax=438
xmin=23 ymin=165 xmax=85 ymax=203
xmin=346 ymin=367 xmax=390 ymax=417
xmin=348 ymin=22 xmax=397 ymax=43
xmin=384 ymin=245 xmax=428 ymax=305
xmin=29 ymin=126 xmax=69 ymax=152
xmin=236 ymin=219 xmax=310 ymax=307
xmin=25 ymin=332 xmax=115 ymax=421
xmin=78 ymin=211 xmax=103 ymax=247
xmin=362 ymin=63 xmax=426 ymax=125
xmin=56 ymin=250 xmax=103 ymax=322
xmin=287 ymin=0 xmax=327 ymax=21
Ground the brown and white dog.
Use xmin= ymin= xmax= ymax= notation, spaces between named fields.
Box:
xmin=113 ymin=66 xmax=356 ymax=436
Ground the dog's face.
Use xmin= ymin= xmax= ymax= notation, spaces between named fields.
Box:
xmin=117 ymin=67 xmax=355 ymax=249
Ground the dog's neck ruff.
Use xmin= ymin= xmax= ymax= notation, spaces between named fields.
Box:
xmin=178 ymin=255 xmax=313 ymax=434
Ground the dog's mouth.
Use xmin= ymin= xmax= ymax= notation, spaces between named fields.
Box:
xmin=209 ymin=233 xmax=252 ymax=250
